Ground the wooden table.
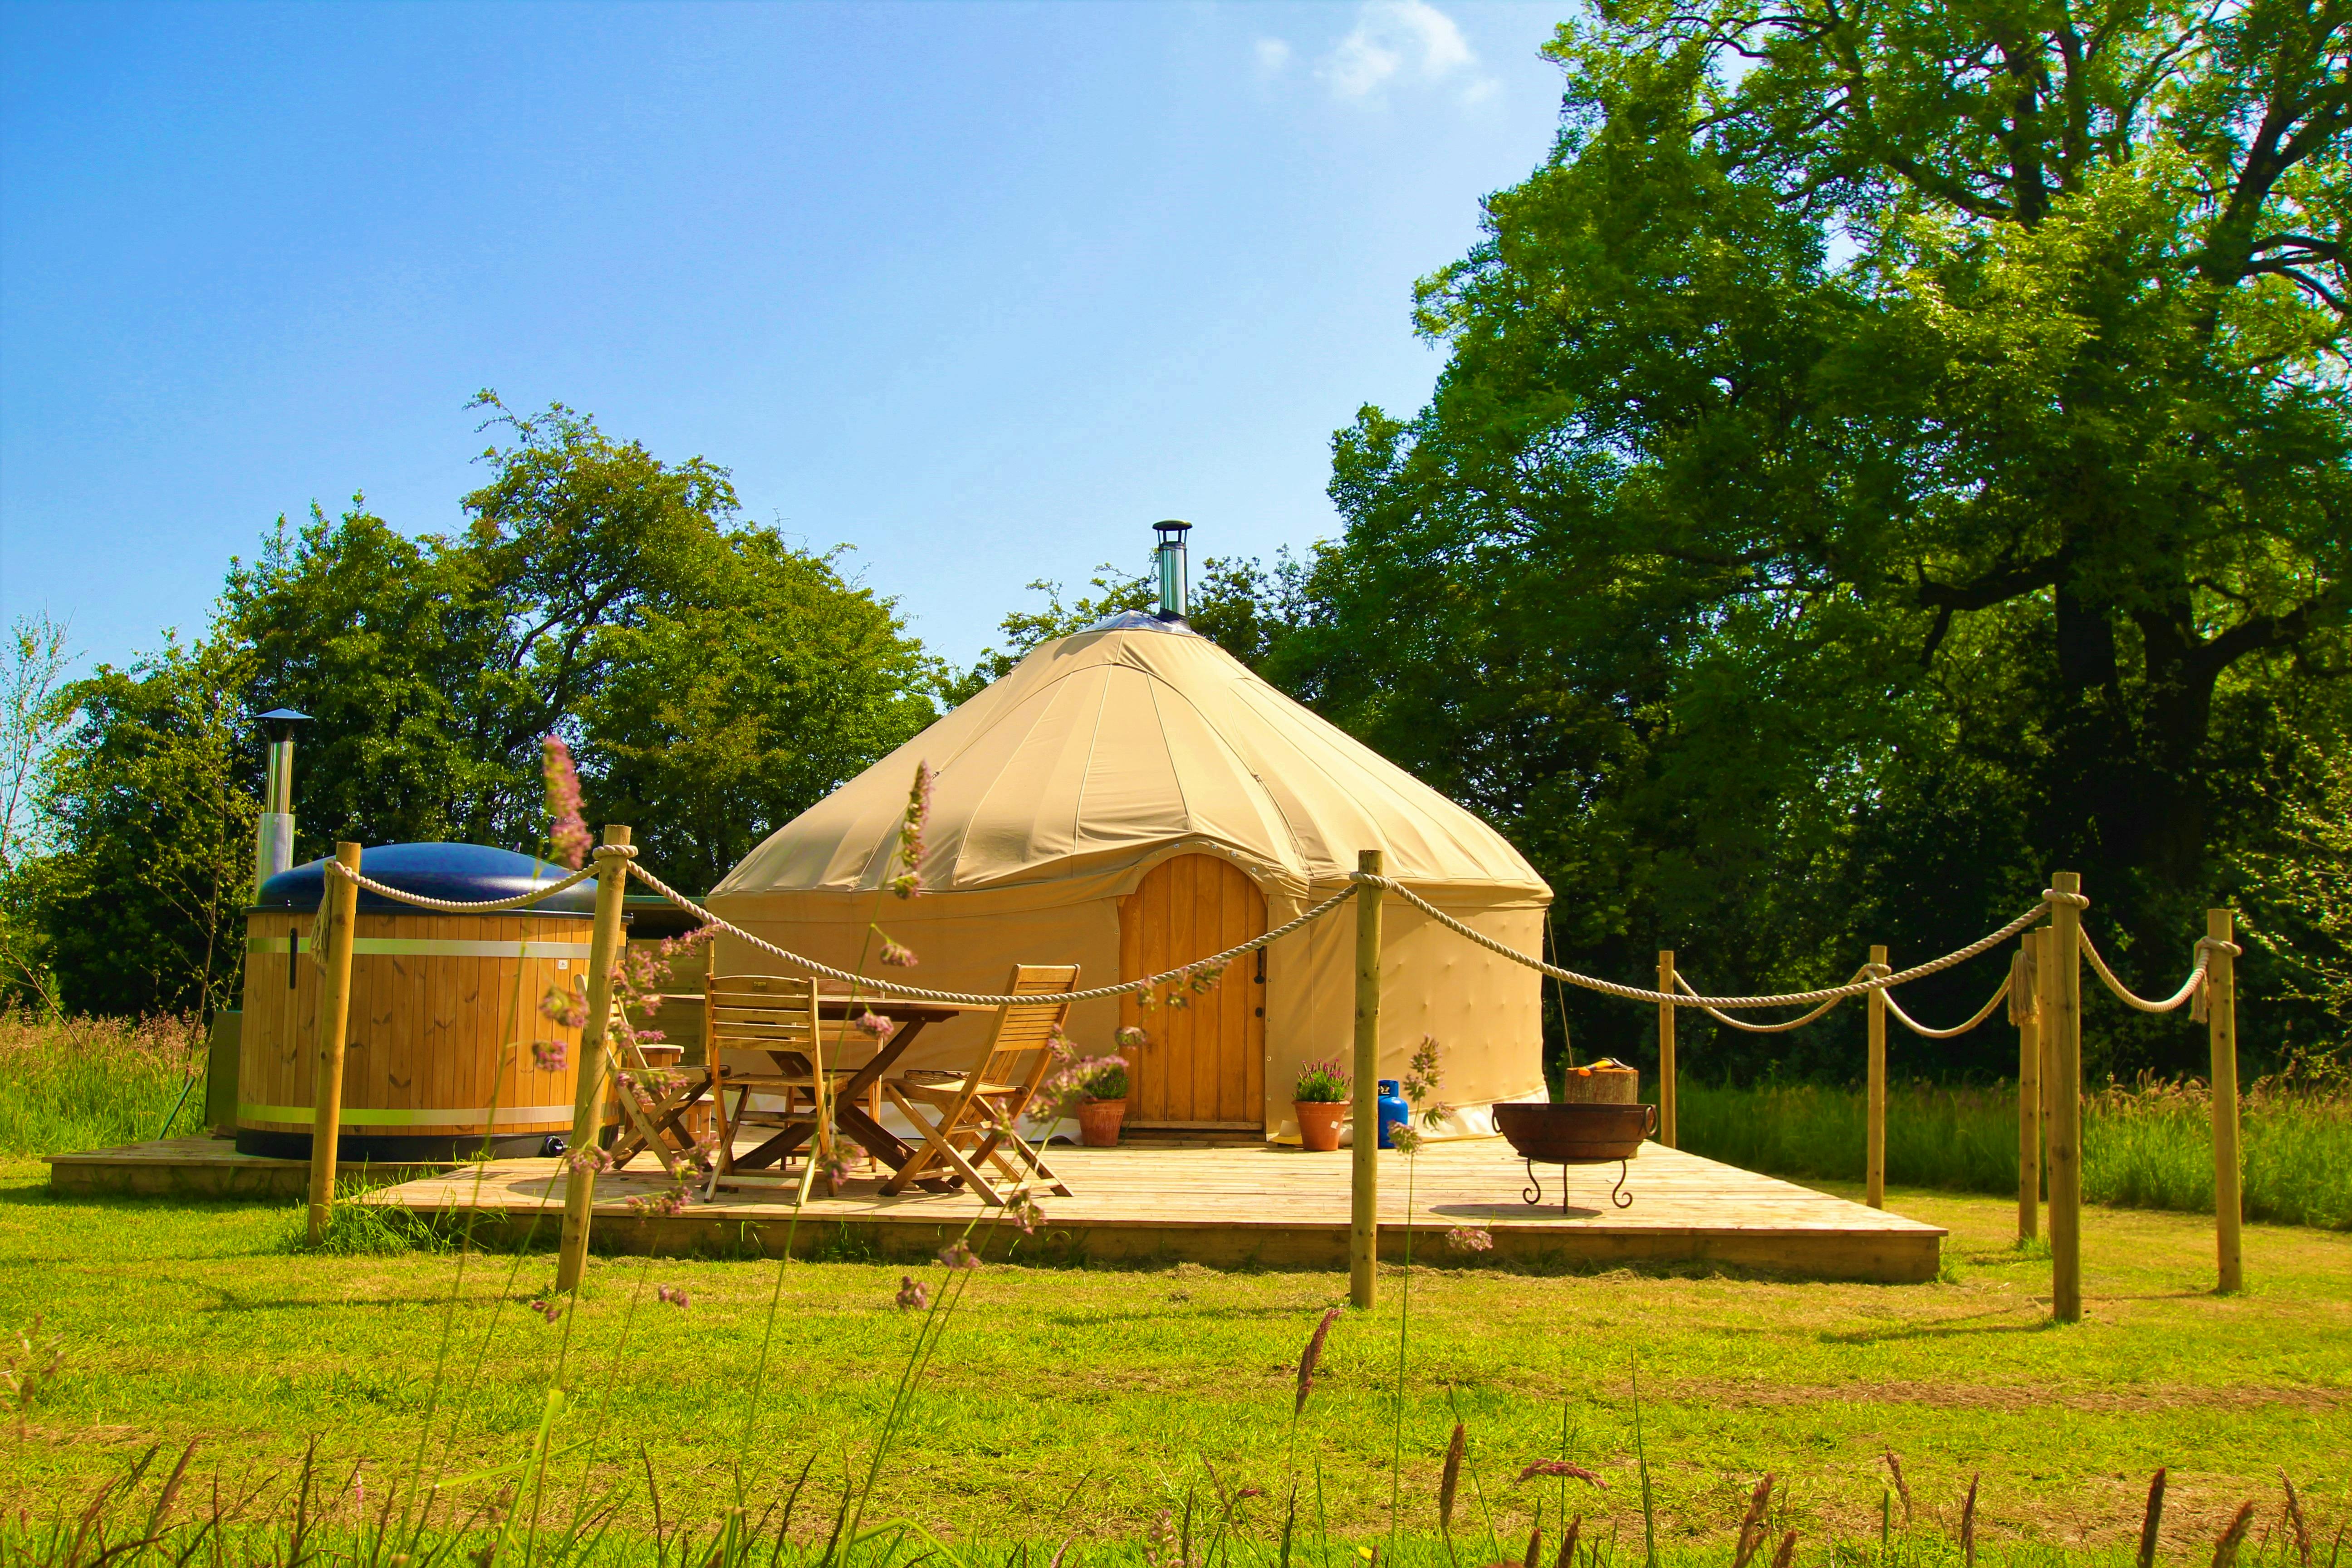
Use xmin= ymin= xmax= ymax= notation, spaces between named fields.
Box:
xmin=728 ymin=991 xmax=983 ymax=1176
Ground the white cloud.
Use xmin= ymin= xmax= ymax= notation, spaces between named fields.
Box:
xmin=1317 ymin=0 xmax=1480 ymax=102
xmin=1253 ymin=36 xmax=1292 ymax=77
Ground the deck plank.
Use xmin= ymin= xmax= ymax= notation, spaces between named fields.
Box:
xmin=373 ymin=1138 xmax=1945 ymax=1281
xmin=41 ymin=1136 xmax=1943 ymax=1282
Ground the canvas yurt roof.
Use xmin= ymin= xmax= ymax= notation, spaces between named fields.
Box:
xmin=713 ymin=622 xmax=1550 ymax=909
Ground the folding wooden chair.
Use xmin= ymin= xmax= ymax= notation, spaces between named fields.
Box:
xmin=704 ymin=974 xmax=873 ymax=1189
xmin=880 ymin=964 xmax=1079 ymax=1204
xmin=606 ymin=1033 xmax=711 ymax=1176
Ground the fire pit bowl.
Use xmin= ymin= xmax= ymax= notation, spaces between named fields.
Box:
xmin=1494 ymin=1102 xmax=1658 ymax=1212
xmin=1494 ymin=1101 xmax=1657 ymax=1163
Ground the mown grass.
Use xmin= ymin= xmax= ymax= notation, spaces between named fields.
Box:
xmin=0 ymin=1010 xmax=203 ymax=1157
xmin=1 ymin=1013 xmax=2346 ymax=1563
xmin=1 ymin=1156 xmax=2345 ymax=1551
xmin=1677 ymin=1079 xmax=2352 ymax=1230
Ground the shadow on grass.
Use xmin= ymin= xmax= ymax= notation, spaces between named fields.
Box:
xmin=1815 ymin=1305 xmax=2064 ymax=1345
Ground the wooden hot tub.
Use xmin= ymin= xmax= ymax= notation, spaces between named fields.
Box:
xmin=235 ymin=843 xmax=616 ymax=1161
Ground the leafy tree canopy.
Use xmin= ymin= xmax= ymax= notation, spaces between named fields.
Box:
xmin=1261 ymin=0 xmax=2351 ymax=1075
xmin=32 ymin=635 xmax=255 ymax=1016
xmin=33 ymin=399 xmax=938 ymax=1013
xmin=224 ymin=395 xmax=939 ymax=880
xmin=945 ymin=550 xmax=1314 ymax=706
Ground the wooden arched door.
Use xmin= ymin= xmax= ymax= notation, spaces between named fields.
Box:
xmin=1119 ymin=854 xmax=1268 ymax=1129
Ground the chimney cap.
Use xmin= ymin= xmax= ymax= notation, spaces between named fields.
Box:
xmin=1153 ymin=519 xmax=1192 ymax=543
xmin=257 ymin=707 xmax=312 ymax=738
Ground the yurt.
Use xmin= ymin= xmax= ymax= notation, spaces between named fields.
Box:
xmin=706 ymin=525 xmax=1553 ymax=1142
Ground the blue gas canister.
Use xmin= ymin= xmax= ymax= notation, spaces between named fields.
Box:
xmin=1377 ymin=1081 xmax=1410 ymax=1148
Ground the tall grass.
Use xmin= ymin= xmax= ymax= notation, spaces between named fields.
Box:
xmin=1677 ymin=1078 xmax=2352 ymax=1230
xmin=0 ymin=1009 xmax=202 ymax=1156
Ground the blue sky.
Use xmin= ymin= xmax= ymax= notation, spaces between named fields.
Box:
xmin=1 ymin=1 xmax=1569 ymax=678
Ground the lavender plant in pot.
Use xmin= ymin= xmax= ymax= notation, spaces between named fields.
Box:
xmin=1077 ymin=1061 xmax=1129 ymax=1147
xmin=1293 ymin=1055 xmax=1349 ymax=1152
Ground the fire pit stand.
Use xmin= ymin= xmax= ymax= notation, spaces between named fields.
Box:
xmin=1522 ymin=1156 xmax=1634 ymax=1214
xmin=1493 ymin=1101 xmax=1658 ymax=1216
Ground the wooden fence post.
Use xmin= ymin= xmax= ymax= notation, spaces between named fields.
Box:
xmin=2016 ymin=929 xmax=2041 ymax=1244
xmin=1866 ymin=942 xmax=1888 ymax=1210
xmin=2207 ymin=908 xmax=2242 ymax=1294
xmin=1349 ymin=848 xmax=1385 ymax=1310
xmin=558 ymin=826 xmax=632 ymax=1294
xmin=1656 ymin=951 xmax=1677 ymax=1149
xmin=305 ymin=842 xmax=362 ymax=1247
xmin=2048 ymin=871 xmax=2084 ymax=1323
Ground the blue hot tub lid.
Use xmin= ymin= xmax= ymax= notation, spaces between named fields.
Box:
xmin=255 ymin=842 xmax=599 ymax=916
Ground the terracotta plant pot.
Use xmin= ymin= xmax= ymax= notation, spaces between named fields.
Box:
xmin=1077 ymin=1098 xmax=1127 ymax=1148
xmin=1295 ymin=1100 xmax=1347 ymax=1152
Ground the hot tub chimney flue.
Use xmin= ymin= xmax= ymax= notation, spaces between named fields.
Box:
xmin=255 ymin=708 xmax=311 ymax=893
xmin=1154 ymin=519 xmax=1193 ymax=624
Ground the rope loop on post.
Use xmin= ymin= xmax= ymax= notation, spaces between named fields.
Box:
xmin=2007 ymin=945 xmax=2038 ymax=1026
xmin=2042 ymin=887 xmax=2091 ymax=909
xmin=594 ymin=843 xmax=641 ymax=861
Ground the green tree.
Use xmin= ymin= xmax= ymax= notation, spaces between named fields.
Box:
xmin=945 ymin=551 xmax=1314 ymax=705
xmin=34 ymin=635 xmax=257 ymax=1017
xmin=1284 ymin=0 xmax=2351 ymax=1074
xmin=0 ymin=613 xmax=74 ymax=1013
xmin=221 ymin=396 xmax=939 ymax=886
xmin=583 ymin=534 xmax=938 ymax=892
xmin=224 ymin=396 xmax=745 ymax=853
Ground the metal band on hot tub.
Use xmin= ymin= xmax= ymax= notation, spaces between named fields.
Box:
xmin=236 ymin=1102 xmax=591 ymax=1126
xmin=245 ymin=936 xmax=595 ymax=959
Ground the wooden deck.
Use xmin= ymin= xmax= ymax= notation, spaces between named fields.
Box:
xmin=371 ymin=1139 xmax=1945 ymax=1281
xmin=44 ymin=1134 xmax=455 ymax=1199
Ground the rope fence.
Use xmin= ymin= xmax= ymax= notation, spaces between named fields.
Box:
xmin=327 ymin=853 xmax=2204 ymax=1029
xmin=305 ymin=835 xmax=2247 ymax=1318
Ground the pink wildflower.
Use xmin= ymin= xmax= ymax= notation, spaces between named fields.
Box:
xmin=625 ymin=1184 xmax=690 ymax=1217
xmin=541 ymin=734 xmax=591 ymax=871
xmin=563 ymin=1147 xmax=612 ymax=1177
xmin=938 ymin=1238 xmax=980 ymax=1271
xmin=895 ymin=1275 xmax=928 ymax=1311
xmin=539 ymin=980 xmax=587 ymax=1030
xmin=1403 ymin=1035 xmax=1443 ymax=1107
xmin=655 ymin=1284 xmax=690 ymax=1308
xmin=530 ymin=1040 xmax=567 ymax=1074
xmin=1010 ymin=1195 xmax=1045 ymax=1236
xmin=1295 ymin=1304 xmax=1341 ymax=1416
xmin=1116 ymin=1026 xmax=1148 ymax=1050
xmin=853 ymin=1010 xmax=897 ymax=1041
xmin=887 ymin=762 xmax=932 ymax=898
xmin=878 ymin=934 xmax=919 ymax=968
xmin=529 ymin=1299 xmax=562 ymax=1324
xmin=1446 ymin=1226 xmax=1494 ymax=1254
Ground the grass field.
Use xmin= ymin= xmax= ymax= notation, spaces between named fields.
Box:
xmin=1676 ymin=1079 xmax=2351 ymax=1230
xmin=10 ymin=1013 xmax=2348 ymax=1229
xmin=3 ymin=1013 xmax=2345 ymax=1564
xmin=1 ymin=1153 xmax=2343 ymax=1562
xmin=0 ymin=1011 xmax=206 ymax=1157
